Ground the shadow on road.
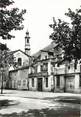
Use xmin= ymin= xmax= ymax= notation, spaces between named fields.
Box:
xmin=44 ymin=96 xmax=81 ymax=104
xmin=0 ymin=100 xmax=19 ymax=110
xmin=0 ymin=96 xmax=80 ymax=117
xmin=0 ymin=107 xmax=80 ymax=117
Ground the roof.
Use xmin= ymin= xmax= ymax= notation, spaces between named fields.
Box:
xmin=42 ymin=41 xmax=56 ymax=51
xmin=32 ymin=42 xmax=57 ymax=58
xmin=11 ymin=49 xmax=31 ymax=58
xmin=9 ymin=65 xmax=29 ymax=73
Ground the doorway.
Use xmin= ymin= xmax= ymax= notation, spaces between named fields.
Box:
xmin=56 ymin=76 xmax=60 ymax=88
xmin=37 ymin=78 xmax=42 ymax=91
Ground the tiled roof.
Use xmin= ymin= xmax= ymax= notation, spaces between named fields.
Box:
xmin=32 ymin=42 xmax=57 ymax=58
xmin=9 ymin=65 xmax=29 ymax=72
xmin=11 ymin=49 xmax=31 ymax=57
xmin=42 ymin=42 xmax=56 ymax=51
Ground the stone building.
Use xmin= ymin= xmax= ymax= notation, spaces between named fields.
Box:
xmin=8 ymin=31 xmax=81 ymax=93
xmin=28 ymin=42 xmax=81 ymax=93
xmin=28 ymin=42 xmax=62 ymax=92
xmin=8 ymin=31 xmax=31 ymax=90
xmin=53 ymin=60 xmax=81 ymax=93
xmin=9 ymin=66 xmax=29 ymax=90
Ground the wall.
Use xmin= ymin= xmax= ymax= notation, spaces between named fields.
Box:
xmin=14 ymin=51 xmax=29 ymax=66
xmin=40 ymin=52 xmax=48 ymax=60
xmin=54 ymin=75 xmax=65 ymax=92
xmin=29 ymin=77 xmax=37 ymax=91
xmin=74 ymin=74 xmax=81 ymax=93
xmin=9 ymin=68 xmax=29 ymax=90
xmin=0 ymin=74 xmax=6 ymax=89
xmin=43 ymin=75 xmax=54 ymax=92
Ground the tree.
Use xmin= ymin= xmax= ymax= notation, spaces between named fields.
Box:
xmin=0 ymin=43 xmax=14 ymax=94
xmin=49 ymin=7 xmax=81 ymax=92
xmin=0 ymin=0 xmax=26 ymax=39
xmin=49 ymin=7 xmax=81 ymax=62
xmin=0 ymin=0 xmax=26 ymax=93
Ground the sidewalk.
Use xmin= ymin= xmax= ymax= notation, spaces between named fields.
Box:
xmin=0 ymin=89 xmax=81 ymax=99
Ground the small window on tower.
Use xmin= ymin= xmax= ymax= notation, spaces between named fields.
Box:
xmin=27 ymin=39 xmax=29 ymax=43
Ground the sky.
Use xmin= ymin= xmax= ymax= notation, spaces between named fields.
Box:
xmin=1 ymin=0 xmax=81 ymax=54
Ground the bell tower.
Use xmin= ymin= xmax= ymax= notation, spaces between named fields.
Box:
xmin=25 ymin=30 xmax=30 ymax=56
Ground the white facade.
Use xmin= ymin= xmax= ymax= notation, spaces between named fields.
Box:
xmin=9 ymin=49 xmax=31 ymax=90
xmin=13 ymin=50 xmax=29 ymax=66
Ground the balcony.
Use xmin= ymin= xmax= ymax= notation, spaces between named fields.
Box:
xmin=53 ymin=64 xmax=81 ymax=75
xmin=53 ymin=67 xmax=66 ymax=75
xmin=28 ymin=71 xmax=48 ymax=78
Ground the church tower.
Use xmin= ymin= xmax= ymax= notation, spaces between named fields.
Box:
xmin=25 ymin=31 xmax=30 ymax=56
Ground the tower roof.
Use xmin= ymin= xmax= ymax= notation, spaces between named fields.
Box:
xmin=25 ymin=30 xmax=30 ymax=39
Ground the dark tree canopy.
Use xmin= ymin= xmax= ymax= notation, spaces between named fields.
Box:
xmin=0 ymin=0 xmax=26 ymax=39
xmin=0 ymin=43 xmax=8 ymax=50
xmin=0 ymin=0 xmax=14 ymax=8
xmin=0 ymin=43 xmax=14 ymax=68
xmin=49 ymin=7 xmax=81 ymax=61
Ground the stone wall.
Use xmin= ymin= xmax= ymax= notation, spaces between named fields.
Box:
xmin=9 ymin=68 xmax=29 ymax=90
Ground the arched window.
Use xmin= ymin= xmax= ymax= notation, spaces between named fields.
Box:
xmin=18 ymin=58 xmax=22 ymax=66
xmin=27 ymin=39 xmax=29 ymax=43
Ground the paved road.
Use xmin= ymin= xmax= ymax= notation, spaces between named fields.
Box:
xmin=0 ymin=90 xmax=81 ymax=117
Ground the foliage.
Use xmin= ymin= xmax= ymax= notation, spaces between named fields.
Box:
xmin=49 ymin=7 xmax=81 ymax=61
xmin=0 ymin=0 xmax=26 ymax=39
xmin=0 ymin=43 xmax=14 ymax=69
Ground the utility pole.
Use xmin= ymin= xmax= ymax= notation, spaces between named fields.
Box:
xmin=1 ymin=69 xmax=3 ymax=94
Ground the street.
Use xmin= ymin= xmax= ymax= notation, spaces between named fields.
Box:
xmin=0 ymin=90 xmax=81 ymax=117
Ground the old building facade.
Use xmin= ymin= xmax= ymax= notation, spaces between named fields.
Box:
xmin=9 ymin=66 xmax=29 ymax=90
xmin=28 ymin=42 xmax=81 ymax=93
xmin=7 ymin=32 xmax=81 ymax=93
xmin=8 ymin=31 xmax=31 ymax=90
xmin=28 ymin=42 xmax=62 ymax=92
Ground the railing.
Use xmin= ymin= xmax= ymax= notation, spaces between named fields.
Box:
xmin=53 ymin=67 xmax=66 ymax=75
xmin=28 ymin=71 xmax=48 ymax=78
xmin=53 ymin=64 xmax=81 ymax=75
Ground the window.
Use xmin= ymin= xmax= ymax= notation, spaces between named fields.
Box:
xmin=79 ymin=75 xmax=81 ymax=87
xmin=34 ymin=66 xmax=37 ymax=73
xmin=51 ymin=62 xmax=55 ymax=67
xmin=57 ymin=63 xmax=60 ymax=67
xmin=45 ymin=78 xmax=48 ymax=87
xmin=68 ymin=65 xmax=70 ymax=69
xmin=45 ymin=56 xmax=47 ymax=59
xmin=18 ymin=58 xmax=22 ymax=66
xmin=41 ymin=63 xmax=48 ymax=71
xmin=17 ymin=80 xmax=21 ymax=86
xmin=41 ymin=65 xmax=43 ymax=71
xmin=57 ymin=76 xmax=60 ymax=87
xmin=32 ymin=78 xmax=34 ymax=87
xmin=74 ymin=63 xmax=77 ymax=69
xmin=23 ymin=80 xmax=26 ymax=86
xmin=27 ymin=39 xmax=29 ymax=43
